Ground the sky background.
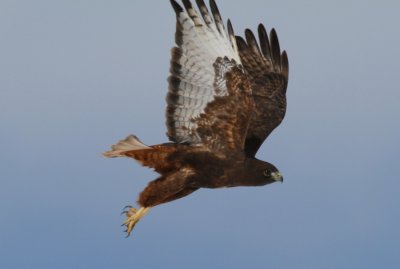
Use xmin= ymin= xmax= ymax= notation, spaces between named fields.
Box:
xmin=1 ymin=0 xmax=399 ymax=268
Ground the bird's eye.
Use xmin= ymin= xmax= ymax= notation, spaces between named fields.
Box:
xmin=263 ymin=169 xmax=270 ymax=177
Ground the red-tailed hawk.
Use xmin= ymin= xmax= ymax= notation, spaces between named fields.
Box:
xmin=104 ymin=0 xmax=289 ymax=236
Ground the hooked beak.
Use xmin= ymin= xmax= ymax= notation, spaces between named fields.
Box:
xmin=271 ymin=172 xmax=283 ymax=182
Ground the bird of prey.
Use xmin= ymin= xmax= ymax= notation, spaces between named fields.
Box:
xmin=104 ymin=0 xmax=289 ymax=237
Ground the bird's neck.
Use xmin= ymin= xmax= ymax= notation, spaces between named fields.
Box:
xmin=228 ymin=158 xmax=272 ymax=187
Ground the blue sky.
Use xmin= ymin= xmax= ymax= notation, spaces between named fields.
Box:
xmin=1 ymin=0 xmax=399 ymax=268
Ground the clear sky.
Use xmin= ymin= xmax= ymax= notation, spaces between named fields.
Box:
xmin=1 ymin=0 xmax=399 ymax=268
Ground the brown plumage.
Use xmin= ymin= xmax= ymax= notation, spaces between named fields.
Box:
xmin=104 ymin=0 xmax=289 ymax=236
xmin=236 ymin=26 xmax=289 ymax=157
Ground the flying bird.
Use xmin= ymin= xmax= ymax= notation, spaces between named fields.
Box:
xmin=104 ymin=0 xmax=289 ymax=236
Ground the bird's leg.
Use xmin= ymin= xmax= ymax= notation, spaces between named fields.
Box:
xmin=122 ymin=206 xmax=151 ymax=237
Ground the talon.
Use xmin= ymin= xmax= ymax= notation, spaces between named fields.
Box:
xmin=121 ymin=205 xmax=138 ymax=218
xmin=121 ymin=207 xmax=151 ymax=237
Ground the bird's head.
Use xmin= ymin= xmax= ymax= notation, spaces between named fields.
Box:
xmin=261 ymin=161 xmax=283 ymax=183
xmin=242 ymin=158 xmax=283 ymax=186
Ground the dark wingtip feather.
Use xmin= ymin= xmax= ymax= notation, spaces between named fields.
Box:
xmin=209 ymin=0 xmax=220 ymax=18
xmin=196 ymin=0 xmax=212 ymax=25
xmin=182 ymin=0 xmax=194 ymax=11
xmin=182 ymin=0 xmax=202 ymax=26
xmin=209 ymin=0 xmax=225 ymax=32
xmin=281 ymin=50 xmax=289 ymax=79
xmin=170 ymin=0 xmax=184 ymax=13
xmin=195 ymin=0 xmax=206 ymax=9
xmin=269 ymin=28 xmax=281 ymax=70
xmin=235 ymin=35 xmax=248 ymax=50
xmin=258 ymin=24 xmax=272 ymax=59
xmin=227 ymin=19 xmax=233 ymax=33
xmin=227 ymin=19 xmax=235 ymax=38
xmin=245 ymin=28 xmax=261 ymax=56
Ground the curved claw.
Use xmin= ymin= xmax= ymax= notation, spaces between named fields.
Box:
xmin=124 ymin=227 xmax=133 ymax=238
xmin=121 ymin=207 xmax=132 ymax=215
xmin=123 ymin=205 xmax=133 ymax=210
xmin=124 ymin=229 xmax=131 ymax=238
xmin=122 ymin=207 xmax=150 ymax=237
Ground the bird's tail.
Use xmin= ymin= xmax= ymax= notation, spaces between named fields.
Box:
xmin=103 ymin=135 xmax=150 ymax=158
xmin=103 ymin=135 xmax=177 ymax=172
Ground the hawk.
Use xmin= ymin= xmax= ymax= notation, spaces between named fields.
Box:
xmin=104 ymin=0 xmax=289 ymax=236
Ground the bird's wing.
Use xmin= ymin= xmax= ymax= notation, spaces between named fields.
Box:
xmin=236 ymin=25 xmax=289 ymax=157
xmin=167 ymin=0 xmax=254 ymax=154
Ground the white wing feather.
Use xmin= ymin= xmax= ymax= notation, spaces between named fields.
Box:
xmin=167 ymin=0 xmax=241 ymax=144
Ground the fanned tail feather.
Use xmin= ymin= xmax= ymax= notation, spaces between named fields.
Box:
xmin=103 ymin=135 xmax=150 ymax=158
xmin=103 ymin=135 xmax=178 ymax=173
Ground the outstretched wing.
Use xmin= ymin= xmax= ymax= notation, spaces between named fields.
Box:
xmin=167 ymin=0 xmax=254 ymax=153
xmin=236 ymin=25 xmax=289 ymax=157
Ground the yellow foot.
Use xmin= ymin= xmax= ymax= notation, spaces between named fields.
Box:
xmin=122 ymin=206 xmax=150 ymax=237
